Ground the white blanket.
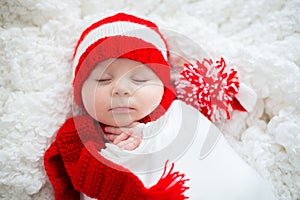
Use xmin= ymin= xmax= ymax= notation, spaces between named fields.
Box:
xmin=97 ymin=100 xmax=276 ymax=200
xmin=0 ymin=0 xmax=299 ymax=199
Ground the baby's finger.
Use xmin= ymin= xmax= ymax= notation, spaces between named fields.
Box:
xmin=105 ymin=127 xmax=123 ymax=135
xmin=103 ymin=133 xmax=118 ymax=142
xmin=118 ymin=136 xmax=142 ymax=150
xmin=113 ymin=132 xmax=131 ymax=145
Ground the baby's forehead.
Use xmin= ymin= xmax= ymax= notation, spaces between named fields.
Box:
xmin=90 ymin=58 xmax=152 ymax=74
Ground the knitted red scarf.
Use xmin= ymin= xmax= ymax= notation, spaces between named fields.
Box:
xmin=44 ymin=88 xmax=189 ymax=200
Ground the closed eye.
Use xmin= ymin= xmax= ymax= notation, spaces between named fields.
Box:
xmin=95 ymin=73 xmax=113 ymax=84
xmin=96 ymin=79 xmax=112 ymax=85
xmin=132 ymin=79 xmax=148 ymax=83
xmin=131 ymin=74 xmax=149 ymax=83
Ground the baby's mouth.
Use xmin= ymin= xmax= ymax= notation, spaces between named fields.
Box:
xmin=109 ymin=107 xmax=135 ymax=113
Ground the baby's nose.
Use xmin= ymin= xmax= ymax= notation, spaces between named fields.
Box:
xmin=112 ymin=81 xmax=132 ymax=96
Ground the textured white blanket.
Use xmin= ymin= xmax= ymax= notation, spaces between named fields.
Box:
xmin=1 ymin=0 xmax=299 ymax=199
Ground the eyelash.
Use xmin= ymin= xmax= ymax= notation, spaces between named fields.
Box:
xmin=132 ymin=79 xmax=148 ymax=83
xmin=96 ymin=79 xmax=111 ymax=84
xmin=95 ymin=78 xmax=149 ymax=85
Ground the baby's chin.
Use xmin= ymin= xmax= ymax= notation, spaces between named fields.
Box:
xmin=102 ymin=118 xmax=137 ymax=127
xmin=96 ymin=113 xmax=148 ymax=127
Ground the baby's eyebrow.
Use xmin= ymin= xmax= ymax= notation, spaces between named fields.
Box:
xmin=132 ymin=70 xmax=151 ymax=75
xmin=90 ymin=71 xmax=110 ymax=79
xmin=134 ymin=67 xmax=152 ymax=73
xmin=98 ymin=73 xmax=112 ymax=77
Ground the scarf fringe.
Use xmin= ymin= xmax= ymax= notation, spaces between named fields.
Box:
xmin=145 ymin=161 xmax=190 ymax=199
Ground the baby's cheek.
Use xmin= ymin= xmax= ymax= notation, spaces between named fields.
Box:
xmin=140 ymin=85 xmax=163 ymax=107
xmin=148 ymin=85 xmax=164 ymax=99
xmin=82 ymin=86 xmax=105 ymax=119
xmin=94 ymin=90 xmax=109 ymax=109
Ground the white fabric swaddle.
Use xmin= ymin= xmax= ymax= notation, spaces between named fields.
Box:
xmin=84 ymin=100 xmax=276 ymax=200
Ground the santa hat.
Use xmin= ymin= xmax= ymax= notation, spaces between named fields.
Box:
xmin=72 ymin=12 xmax=254 ymax=123
xmin=72 ymin=12 xmax=175 ymax=116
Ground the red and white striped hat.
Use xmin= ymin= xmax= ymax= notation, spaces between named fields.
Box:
xmin=72 ymin=13 xmax=175 ymax=114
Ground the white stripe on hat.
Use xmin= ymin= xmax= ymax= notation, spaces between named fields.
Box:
xmin=73 ymin=21 xmax=168 ymax=76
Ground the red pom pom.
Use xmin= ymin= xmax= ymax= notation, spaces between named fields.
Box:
xmin=175 ymin=57 xmax=240 ymax=122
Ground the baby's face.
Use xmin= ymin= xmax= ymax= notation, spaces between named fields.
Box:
xmin=81 ymin=58 xmax=164 ymax=127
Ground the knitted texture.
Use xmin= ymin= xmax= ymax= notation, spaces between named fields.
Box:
xmin=175 ymin=57 xmax=247 ymax=122
xmin=44 ymin=12 xmax=188 ymax=199
xmin=72 ymin=13 xmax=171 ymax=108
xmin=44 ymin=115 xmax=189 ymax=199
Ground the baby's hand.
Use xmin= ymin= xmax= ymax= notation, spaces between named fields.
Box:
xmin=104 ymin=122 xmax=144 ymax=151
